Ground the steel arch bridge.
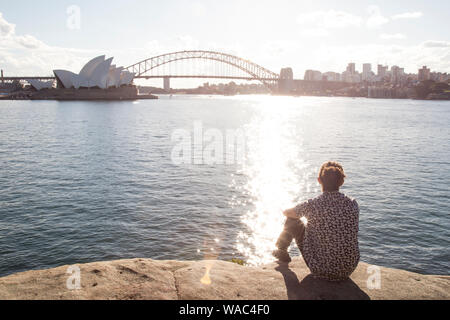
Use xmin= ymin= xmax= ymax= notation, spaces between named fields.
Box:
xmin=125 ymin=50 xmax=280 ymax=87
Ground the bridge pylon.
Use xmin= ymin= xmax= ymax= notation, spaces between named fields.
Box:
xmin=163 ymin=77 xmax=170 ymax=92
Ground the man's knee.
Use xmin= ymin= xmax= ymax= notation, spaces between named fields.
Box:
xmin=284 ymin=218 xmax=305 ymax=236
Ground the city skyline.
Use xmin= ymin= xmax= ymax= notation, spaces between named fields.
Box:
xmin=303 ymin=62 xmax=446 ymax=84
xmin=0 ymin=0 xmax=449 ymax=87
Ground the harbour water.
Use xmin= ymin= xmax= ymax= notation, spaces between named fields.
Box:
xmin=0 ymin=95 xmax=449 ymax=277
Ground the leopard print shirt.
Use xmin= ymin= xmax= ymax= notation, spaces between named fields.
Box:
xmin=295 ymin=191 xmax=360 ymax=281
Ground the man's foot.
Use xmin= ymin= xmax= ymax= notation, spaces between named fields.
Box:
xmin=272 ymin=249 xmax=291 ymax=263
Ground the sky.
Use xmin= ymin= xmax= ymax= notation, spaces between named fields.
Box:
xmin=1 ymin=0 xmax=449 ymax=86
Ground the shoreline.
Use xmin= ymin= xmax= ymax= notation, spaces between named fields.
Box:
xmin=160 ymin=92 xmax=450 ymax=101
xmin=0 ymin=257 xmax=448 ymax=300
xmin=0 ymin=87 xmax=158 ymax=101
xmin=1 ymin=91 xmax=449 ymax=101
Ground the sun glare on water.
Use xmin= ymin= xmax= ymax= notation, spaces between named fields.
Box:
xmin=233 ymin=98 xmax=316 ymax=266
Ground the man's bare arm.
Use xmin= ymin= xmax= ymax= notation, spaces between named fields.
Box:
xmin=283 ymin=208 xmax=298 ymax=219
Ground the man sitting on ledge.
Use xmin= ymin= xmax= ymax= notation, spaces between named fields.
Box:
xmin=273 ymin=161 xmax=360 ymax=281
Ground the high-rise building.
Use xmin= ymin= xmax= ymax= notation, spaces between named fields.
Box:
xmin=431 ymin=72 xmax=450 ymax=82
xmin=279 ymin=67 xmax=294 ymax=93
xmin=391 ymin=66 xmax=401 ymax=84
xmin=341 ymin=71 xmax=352 ymax=83
xmin=377 ymin=64 xmax=388 ymax=79
xmin=346 ymin=63 xmax=356 ymax=75
xmin=324 ymin=72 xmax=341 ymax=82
xmin=362 ymin=63 xmax=372 ymax=81
xmin=341 ymin=71 xmax=361 ymax=83
xmin=418 ymin=66 xmax=431 ymax=81
xmin=304 ymin=70 xmax=322 ymax=81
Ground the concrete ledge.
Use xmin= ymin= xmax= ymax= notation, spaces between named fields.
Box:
xmin=0 ymin=258 xmax=448 ymax=300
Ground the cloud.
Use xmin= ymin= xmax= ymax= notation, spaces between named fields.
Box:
xmin=0 ymin=11 xmax=99 ymax=75
xmin=300 ymin=28 xmax=330 ymax=38
xmin=380 ymin=33 xmax=407 ymax=40
xmin=0 ymin=12 xmax=46 ymax=50
xmin=0 ymin=12 xmax=15 ymax=36
xmin=15 ymin=35 xmax=47 ymax=49
xmin=297 ymin=10 xmax=363 ymax=29
xmin=422 ymin=40 xmax=450 ymax=48
xmin=392 ymin=12 xmax=423 ymax=20
xmin=366 ymin=5 xmax=389 ymax=29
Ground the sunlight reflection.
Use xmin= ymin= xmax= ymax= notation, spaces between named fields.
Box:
xmin=200 ymin=263 xmax=212 ymax=285
xmin=199 ymin=239 xmax=220 ymax=285
xmin=300 ymin=216 xmax=308 ymax=226
xmin=233 ymin=99 xmax=316 ymax=266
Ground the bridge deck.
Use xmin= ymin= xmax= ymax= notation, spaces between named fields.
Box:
xmin=2 ymin=76 xmax=276 ymax=81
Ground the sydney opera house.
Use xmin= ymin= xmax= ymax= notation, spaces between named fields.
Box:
xmin=18 ymin=55 xmax=156 ymax=100
xmin=28 ymin=55 xmax=135 ymax=91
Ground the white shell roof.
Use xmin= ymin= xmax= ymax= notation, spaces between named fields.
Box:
xmin=89 ymin=57 xmax=113 ymax=89
xmin=28 ymin=79 xmax=54 ymax=91
xmin=79 ymin=55 xmax=106 ymax=79
xmin=107 ymin=67 xmax=124 ymax=88
xmin=54 ymin=70 xmax=78 ymax=89
xmin=53 ymin=56 xmax=134 ymax=89
xmin=120 ymin=71 xmax=135 ymax=86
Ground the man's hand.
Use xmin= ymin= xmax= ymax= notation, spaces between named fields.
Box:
xmin=283 ymin=208 xmax=297 ymax=219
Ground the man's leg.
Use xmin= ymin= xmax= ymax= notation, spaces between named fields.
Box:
xmin=273 ymin=218 xmax=305 ymax=262
xmin=275 ymin=219 xmax=295 ymax=251
xmin=292 ymin=219 xmax=305 ymax=251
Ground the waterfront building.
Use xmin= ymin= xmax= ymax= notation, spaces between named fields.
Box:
xmin=390 ymin=66 xmax=405 ymax=84
xmin=377 ymin=64 xmax=388 ymax=79
xmin=362 ymin=63 xmax=372 ymax=81
xmin=430 ymin=72 xmax=450 ymax=82
xmin=27 ymin=79 xmax=54 ymax=90
xmin=304 ymin=70 xmax=322 ymax=81
xmin=278 ymin=67 xmax=294 ymax=93
xmin=27 ymin=55 xmax=135 ymax=91
xmin=341 ymin=63 xmax=362 ymax=83
xmin=346 ymin=63 xmax=356 ymax=75
xmin=418 ymin=66 xmax=431 ymax=81
xmin=368 ymin=86 xmax=410 ymax=99
xmin=341 ymin=71 xmax=352 ymax=83
xmin=323 ymin=72 xmax=341 ymax=82
xmin=53 ymin=55 xmax=135 ymax=90
xmin=341 ymin=70 xmax=361 ymax=83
